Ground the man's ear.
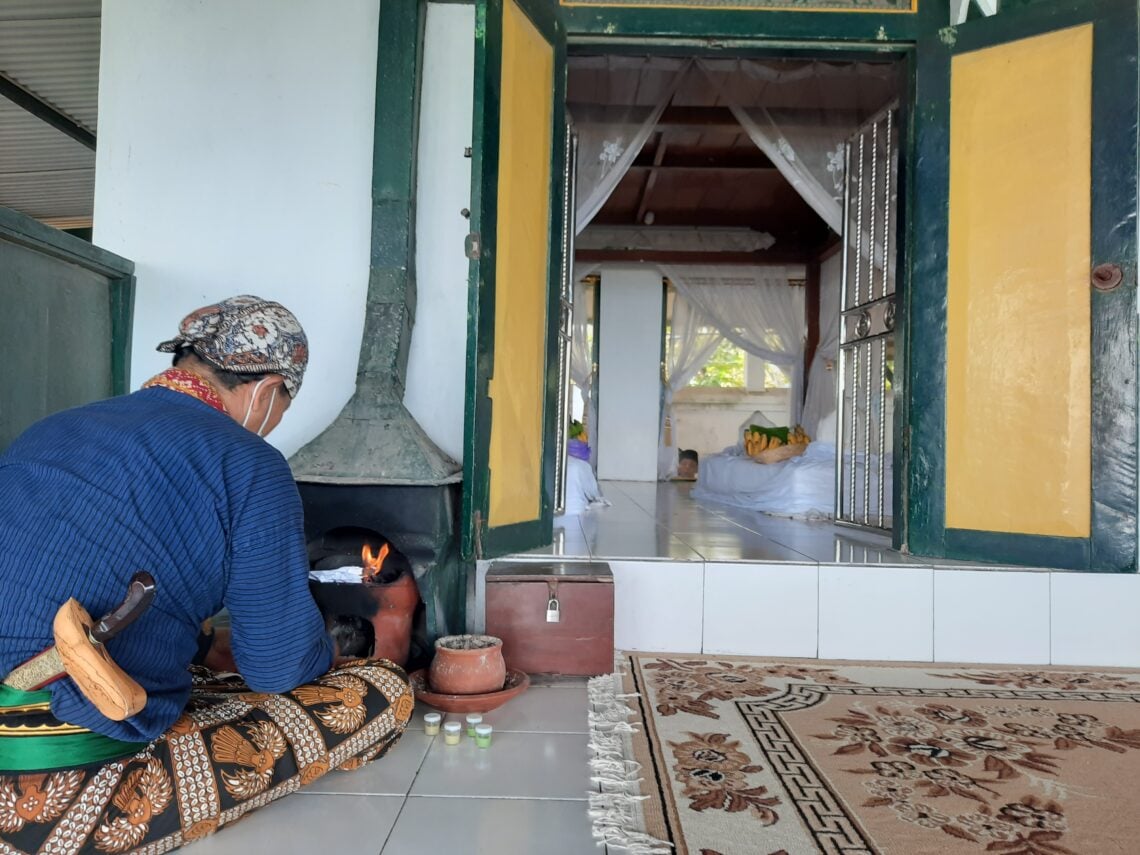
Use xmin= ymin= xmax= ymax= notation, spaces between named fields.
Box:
xmin=264 ymin=374 xmax=289 ymax=395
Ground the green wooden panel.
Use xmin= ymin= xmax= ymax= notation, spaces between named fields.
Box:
xmin=0 ymin=206 xmax=135 ymax=451
xmin=562 ymin=2 xmax=928 ymax=43
xmin=905 ymin=0 xmax=1138 ymax=571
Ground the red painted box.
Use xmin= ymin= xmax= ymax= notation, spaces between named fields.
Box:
xmin=484 ymin=562 xmax=614 ymax=677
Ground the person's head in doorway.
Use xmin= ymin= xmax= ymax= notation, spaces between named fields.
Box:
xmin=677 ymin=449 xmax=699 ymax=480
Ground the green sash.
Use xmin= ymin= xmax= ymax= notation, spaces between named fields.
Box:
xmin=0 ymin=685 xmax=146 ymax=772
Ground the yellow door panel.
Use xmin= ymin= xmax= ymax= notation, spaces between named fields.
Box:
xmin=945 ymin=24 xmax=1092 ymax=537
xmin=487 ymin=0 xmax=555 ymax=527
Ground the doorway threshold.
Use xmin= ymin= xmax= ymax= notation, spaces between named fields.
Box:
xmin=509 ymin=480 xmax=1058 ymax=572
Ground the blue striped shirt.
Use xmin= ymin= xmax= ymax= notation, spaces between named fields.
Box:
xmin=0 ymin=387 xmax=333 ymax=741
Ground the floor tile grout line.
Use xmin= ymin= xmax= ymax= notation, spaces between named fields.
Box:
xmin=399 ymin=793 xmax=592 ymax=801
xmin=816 ymin=560 xmax=822 ymax=658
xmin=931 ymin=566 xmax=938 ymax=663
xmin=1048 ymin=570 xmax=1054 ymax=665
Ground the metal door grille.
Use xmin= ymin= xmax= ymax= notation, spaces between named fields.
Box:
xmin=836 ymin=104 xmax=897 ymax=529
xmin=553 ymin=124 xmax=578 ymax=514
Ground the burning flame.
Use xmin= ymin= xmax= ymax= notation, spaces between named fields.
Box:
xmin=361 ymin=543 xmax=390 ymax=582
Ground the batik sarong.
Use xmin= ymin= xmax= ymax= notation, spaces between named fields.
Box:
xmin=0 ymin=659 xmax=413 ymax=854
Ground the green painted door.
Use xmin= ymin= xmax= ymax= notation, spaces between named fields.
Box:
xmin=904 ymin=0 xmax=1138 ymax=571
xmin=461 ymin=0 xmax=568 ymax=560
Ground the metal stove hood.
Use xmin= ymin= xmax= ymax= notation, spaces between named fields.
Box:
xmin=289 ymin=278 xmax=461 ymax=487
xmin=291 ymin=3 xmax=459 ymax=487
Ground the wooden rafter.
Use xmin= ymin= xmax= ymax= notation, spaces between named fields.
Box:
xmin=577 ymin=248 xmax=810 ymax=266
xmin=635 ymin=131 xmax=668 ymax=225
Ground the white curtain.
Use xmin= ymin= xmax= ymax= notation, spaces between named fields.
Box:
xmin=570 ymin=264 xmax=600 ymax=468
xmin=657 ymin=291 xmax=725 ymax=479
xmin=698 ymin=59 xmax=898 ymax=233
xmin=801 ymin=254 xmax=843 ymax=439
xmin=661 ymin=265 xmax=807 ymax=425
xmin=570 ymin=57 xmax=692 ymax=234
xmin=570 ymin=279 xmax=594 ymax=397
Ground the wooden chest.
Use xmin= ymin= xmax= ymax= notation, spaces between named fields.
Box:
xmin=484 ymin=562 xmax=614 ymax=676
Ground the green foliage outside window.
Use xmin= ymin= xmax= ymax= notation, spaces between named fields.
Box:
xmin=689 ymin=339 xmax=746 ymax=388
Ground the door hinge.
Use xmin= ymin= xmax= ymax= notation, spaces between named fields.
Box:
xmin=472 ymin=510 xmax=484 ymax=561
xmin=465 ymin=233 xmax=481 ymax=261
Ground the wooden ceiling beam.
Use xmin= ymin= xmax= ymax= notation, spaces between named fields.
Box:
xmin=627 ymin=162 xmax=778 ymax=173
xmin=592 ymin=209 xmax=826 ymax=232
xmin=657 ymin=105 xmax=741 ymax=130
xmin=570 ymin=104 xmax=869 ymax=131
xmin=634 ymin=131 xmax=667 ymax=225
xmin=576 ymin=248 xmax=812 ymax=266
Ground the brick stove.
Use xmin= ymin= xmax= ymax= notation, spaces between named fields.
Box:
xmin=289 ymin=252 xmax=465 ymax=671
xmin=287 ymin=1 xmax=467 ymax=670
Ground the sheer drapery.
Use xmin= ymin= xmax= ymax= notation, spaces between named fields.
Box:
xmin=570 ymin=264 xmax=600 ymax=467
xmin=698 ymin=59 xmax=898 ymax=233
xmin=661 ymin=265 xmax=807 ymax=425
xmin=801 ymin=255 xmax=843 ymax=439
xmin=570 ymin=279 xmax=594 ymax=396
xmin=657 ymin=291 xmax=725 ymax=479
xmin=570 ymin=57 xmax=692 ymax=234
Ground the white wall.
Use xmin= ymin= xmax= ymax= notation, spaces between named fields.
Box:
xmin=596 ymin=266 xmax=663 ymax=481
xmin=406 ymin=3 xmax=475 ymax=463
xmin=672 ymin=389 xmax=791 ymax=456
xmin=94 ymin=0 xmax=380 ymax=458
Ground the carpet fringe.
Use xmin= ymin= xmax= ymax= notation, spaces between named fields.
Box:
xmin=587 ymin=665 xmax=673 ymax=853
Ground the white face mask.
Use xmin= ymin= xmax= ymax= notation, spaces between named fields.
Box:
xmin=240 ymin=378 xmax=277 ymax=437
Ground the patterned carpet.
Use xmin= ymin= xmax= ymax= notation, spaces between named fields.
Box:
xmin=588 ymin=654 xmax=1140 ymax=855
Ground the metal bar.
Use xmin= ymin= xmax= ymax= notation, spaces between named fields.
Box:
xmin=836 ymin=138 xmax=853 ymax=521
xmin=849 ymin=344 xmax=859 ymax=519
xmin=0 ymin=72 xmax=96 ymax=151
xmin=553 ymin=125 xmax=578 ymax=515
xmin=880 ymin=110 xmax=889 ymax=298
xmin=854 ymin=131 xmax=865 ymax=308
xmin=875 ymin=112 xmax=891 ymax=527
xmin=862 ymin=339 xmax=872 ymax=525
xmin=869 ymin=120 xmax=878 ymax=302
xmin=878 ymin=336 xmax=887 ymax=527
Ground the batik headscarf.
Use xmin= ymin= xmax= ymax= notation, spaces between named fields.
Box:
xmin=156 ymin=295 xmax=309 ymax=397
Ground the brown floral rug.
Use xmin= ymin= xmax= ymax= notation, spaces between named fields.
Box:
xmin=587 ymin=654 xmax=1140 ymax=855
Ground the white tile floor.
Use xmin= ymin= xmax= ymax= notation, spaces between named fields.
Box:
xmin=183 ymin=681 xmax=598 ymax=855
xmin=182 ymin=481 xmax=1140 ymax=852
xmin=533 ymin=480 xmax=919 ymax=565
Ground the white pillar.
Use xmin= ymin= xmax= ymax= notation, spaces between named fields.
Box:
xmin=596 ymin=266 xmax=663 ymax=481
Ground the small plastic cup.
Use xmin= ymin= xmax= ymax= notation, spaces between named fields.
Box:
xmin=474 ymin=723 xmax=493 ymax=748
xmin=443 ymin=721 xmax=462 ymax=745
xmin=423 ymin=712 xmax=442 ymax=735
xmin=465 ymin=713 xmax=483 ymax=737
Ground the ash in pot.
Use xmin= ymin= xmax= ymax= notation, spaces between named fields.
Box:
xmin=436 ymin=634 xmax=500 ymax=651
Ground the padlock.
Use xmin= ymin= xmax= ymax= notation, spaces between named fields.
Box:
xmin=546 ymin=594 xmax=561 ymax=623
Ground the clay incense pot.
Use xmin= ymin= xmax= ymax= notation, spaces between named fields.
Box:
xmin=428 ymin=634 xmax=506 ymax=695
